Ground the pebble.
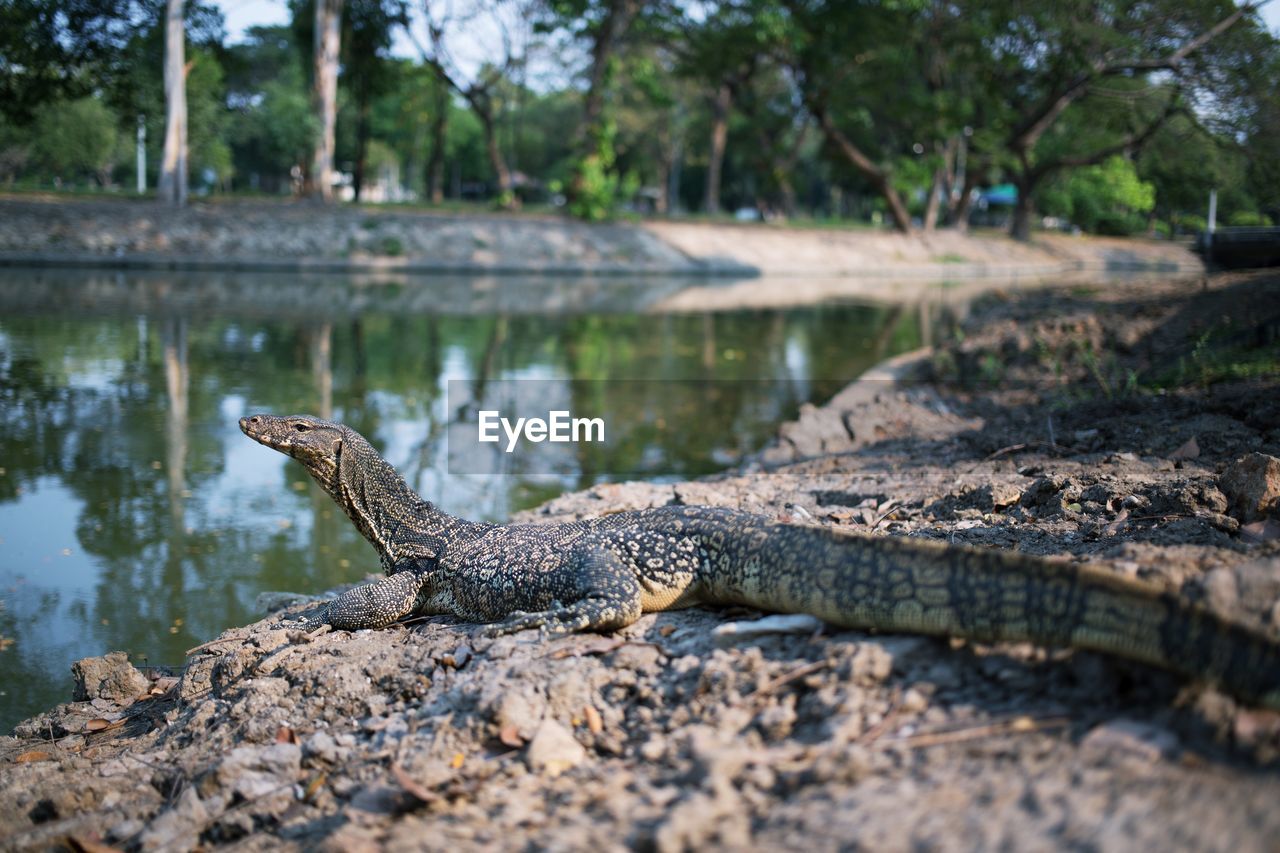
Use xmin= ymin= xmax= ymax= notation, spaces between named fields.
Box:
xmin=1081 ymin=719 xmax=1179 ymax=763
xmin=526 ymin=719 xmax=586 ymax=777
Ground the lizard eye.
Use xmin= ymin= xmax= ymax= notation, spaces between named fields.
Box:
xmin=294 ymin=423 xmax=310 ymax=433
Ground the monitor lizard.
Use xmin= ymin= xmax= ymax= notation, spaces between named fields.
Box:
xmin=240 ymin=413 xmax=1280 ymax=709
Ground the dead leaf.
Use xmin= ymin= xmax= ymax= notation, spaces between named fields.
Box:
xmin=149 ymin=676 xmax=179 ymax=695
xmin=584 ymin=705 xmax=603 ymax=735
xmin=1169 ymin=436 xmax=1200 ymax=461
xmin=498 ymin=724 xmax=525 ymax=748
xmin=450 ymin=752 xmax=465 ymax=770
xmin=15 ymin=750 xmax=52 ymax=763
xmin=391 ymin=763 xmax=439 ymax=804
xmin=84 ymin=718 xmax=112 ymax=732
xmin=658 ymin=625 xmax=677 ymax=638
xmin=276 ymin=726 xmax=299 ymax=745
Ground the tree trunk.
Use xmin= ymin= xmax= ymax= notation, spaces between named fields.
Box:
xmin=814 ymin=109 xmax=912 ymax=233
xmin=157 ymin=0 xmax=187 ymax=207
xmin=569 ymin=0 xmax=639 ymax=207
xmin=309 ymin=0 xmax=344 ymax=201
xmin=704 ymin=82 xmax=731 ymax=216
xmin=479 ymin=109 xmax=516 ymax=209
xmin=1010 ymin=174 xmax=1035 ymax=241
xmin=922 ymin=166 xmax=944 ymax=232
xmin=947 ymin=165 xmax=979 ymax=232
xmin=353 ymin=84 xmax=371 ymax=202
xmin=426 ymin=83 xmax=448 ymax=204
xmin=579 ymin=0 xmax=637 ymax=145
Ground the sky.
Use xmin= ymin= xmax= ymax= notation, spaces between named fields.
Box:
xmin=214 ymin=0 xmax=1280 ymax=46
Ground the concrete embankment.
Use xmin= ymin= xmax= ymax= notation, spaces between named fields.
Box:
xmin=0 ymin=195 xmax=1202 ymax=281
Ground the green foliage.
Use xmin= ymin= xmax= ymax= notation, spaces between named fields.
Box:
xmin=0 ymin=0 xmax=1275 ymax=224
xmin=569 ymin=117 xmax=626 ymax=222
xmin=1038 ymin=156 xmax=1155 ymax=236
xmin=1226 ymin=211 xmax=1273 ymax=226
xmin=31 ymin=97 xmax=123 ymax=184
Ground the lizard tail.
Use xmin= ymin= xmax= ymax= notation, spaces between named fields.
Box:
xmin=703 ymin=522 xmax=1280 ymax=708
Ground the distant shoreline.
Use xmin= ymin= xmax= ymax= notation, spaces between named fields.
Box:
xmin=0 ymin=195 xmax=1203 ymax=281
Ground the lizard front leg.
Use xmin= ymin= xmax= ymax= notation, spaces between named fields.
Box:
xmin=325 ymin=571 xmax=427 ymax=630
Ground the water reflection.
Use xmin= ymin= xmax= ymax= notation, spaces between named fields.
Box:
xmin=0 ymin=267 xmax=934 ymax=730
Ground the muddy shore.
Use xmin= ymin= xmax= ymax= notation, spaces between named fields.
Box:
xmin=0 ymin=195 xmax=1202 ymax=280
xmin=3 ymin=270 xmax=1279 ymax=851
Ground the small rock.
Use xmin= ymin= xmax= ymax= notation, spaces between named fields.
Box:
xmin=440 ymin=644 xmax=472 ymax=668
xmin=639 ymin=736 xmax=667 ymax=761
xmin=900 ymin=688 xmax=929 ymax=713
xmin=304 ymin=731 xmax=341 ymax=765
xmin=255 ymin=629 xmax=291 ymax=653
xmin=990 ymin=482 xmax=1024 ymax=509
xmin=526 ymin=719 xmax=586 ymax=777
xmin=72 ymin=652 xmax=149 ymax=703
xmin=1219 ymin=453 xmax=1280 ymax=523
xmin=349 ymin=784 xmax=408 ymax=815
xmin=492 ymin=688 xmax=547 ymax=742
xmin=848 ymin=643 xmax=894 ymax=684
xmin=139 ymin=787 xmax=209 ymax=852
xmin=1081 ymin=719 xmax=1179 ymax=763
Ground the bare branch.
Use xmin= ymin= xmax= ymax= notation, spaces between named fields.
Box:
xmin=1108 ymin=2 xmax=1261 ymax=72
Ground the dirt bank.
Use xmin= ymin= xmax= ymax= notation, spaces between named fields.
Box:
xmin=0 ymin=195 xmax=1202 ymax=280
xmin=3 ymin=271 xmax=1279 ymax=852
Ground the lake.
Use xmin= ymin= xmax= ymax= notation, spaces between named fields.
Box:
xmin=0 ymin=267 xmax=938 ymax=730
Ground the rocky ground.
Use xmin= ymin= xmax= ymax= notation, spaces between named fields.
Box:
xmin=3 ymin=270 xmax=1279 ymax=852
xmin=0 ymin=195 xmax=1202 ymax=280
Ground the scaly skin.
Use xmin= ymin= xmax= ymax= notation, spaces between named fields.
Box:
xmin=240 ymin=413 xmax=1280 ymax=709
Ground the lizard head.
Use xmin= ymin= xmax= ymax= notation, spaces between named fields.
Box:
xmin=239 ymin=413 xmax=345 ymax=490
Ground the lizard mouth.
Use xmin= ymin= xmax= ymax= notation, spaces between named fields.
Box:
xmin=239 ymin=415 xmax=285 ymax=450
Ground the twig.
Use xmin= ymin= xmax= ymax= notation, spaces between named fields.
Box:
xmin=740 ymin=660 xmax=830 ymax=704
xmin=185 ymin=636 xmax=241 ymax=657
xmin=892 ymin=714 xmax=1070 ymax=749
xmin=869 ymin=500 xmax=901 ymax=529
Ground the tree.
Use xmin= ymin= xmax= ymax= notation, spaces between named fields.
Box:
xmin=0 ymin=0 xmax=148 ymax=124
xmin=157 ymin=0 xmax=188 ymax=206
xmin=226 ymin=25 xmax=315 ymax=191
xmin=537 ymin=0 xmax=650 ymax=219
xmin=1039 ymin=155 xmax=1155 ymax=234
xmin=671 ymin=1 xmax=771 ymax=215
xmin=410 ymin=0 xmax=538 ymax=208
xmin=30 ymin=97 xmax=123 ymax=185
xmin=341 ymin=0 xmax=408 ymax=201
xmin=310 ymin=0 xmax=345 ymax=200
xmin=779 ymin=0 xmax=918 ymax=232
xmin=967 ymin=0 xmax=1262 ymax=239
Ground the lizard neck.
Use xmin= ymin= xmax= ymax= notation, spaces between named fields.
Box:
xmin=329 ymin=427 xmax=467 ymax=569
